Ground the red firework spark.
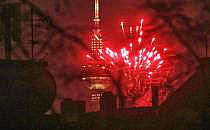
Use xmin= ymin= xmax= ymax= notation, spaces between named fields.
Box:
xmin=102 ymin=19 xmax=169 ymax=79
xmin=85 ymin=18 xmax=172 ymax=100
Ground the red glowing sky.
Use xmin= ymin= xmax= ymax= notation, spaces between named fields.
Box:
xmin=32 ymin=0 xmax=204 ymax=52
xmin=33 ymin=0 xmax=150 ymax=47
xmin=24 ymin=0 xmax=201 ymax=103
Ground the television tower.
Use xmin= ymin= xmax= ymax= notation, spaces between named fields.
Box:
xmin=81 ymin=0 xmax=112 ymax=112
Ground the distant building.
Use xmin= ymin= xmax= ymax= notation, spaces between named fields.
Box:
xmin=100 ymin=92 xmax=116 ymax=113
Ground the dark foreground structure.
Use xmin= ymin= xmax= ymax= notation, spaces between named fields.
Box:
xmin=0 ymin=60 xmax=56 ymax=129
xmin=0 ymin=59 xmax=209 ymax=130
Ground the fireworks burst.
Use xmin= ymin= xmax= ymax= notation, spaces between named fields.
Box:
xmin=101 ymin=19 xmax=171 ymax=100
xmin=85 ymin=18 xmax=172 ymax=103
xmin=105 ymin=19 xmax=166 ymax=71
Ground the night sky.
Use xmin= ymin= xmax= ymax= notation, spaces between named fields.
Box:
xmin=1 ymin=0 xmax=207 ymax=112
xmin=31 ymin=0 xmax=145 ymax=102
xmin=33 ymin=0 xmax=144 ymax=47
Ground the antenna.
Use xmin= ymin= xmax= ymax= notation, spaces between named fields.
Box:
xmin=94 ymin=0 xmax=100 ymax=27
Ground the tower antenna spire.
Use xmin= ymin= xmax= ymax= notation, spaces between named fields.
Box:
xmin=94 ymin=0 xmax=100 ymax=28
